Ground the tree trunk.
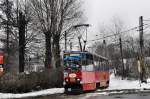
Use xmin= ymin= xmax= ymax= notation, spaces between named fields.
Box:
xmin=19 ymin=11 xmax=26 ymax=73
xmin=45 ymin=33 xmax=52 ymax=69
xmin=53 ymin=35 xmax=61 ymax=68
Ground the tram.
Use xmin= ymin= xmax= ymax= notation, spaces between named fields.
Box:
xmin=63 ymin=51 xmax=110 ymax=93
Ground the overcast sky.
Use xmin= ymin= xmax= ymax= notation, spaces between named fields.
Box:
xmin=83 ymin=0 xmax=150 ymax=41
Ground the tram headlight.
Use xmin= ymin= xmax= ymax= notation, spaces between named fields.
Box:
xmin=77 ymin=78 xmax=82 ymax=84
xmin=77 ymin=78 xmax=80 ymax=81
xmin=80 ymin=81 xmax=83 ymax=84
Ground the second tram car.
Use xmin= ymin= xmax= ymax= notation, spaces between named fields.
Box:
xmin=63 ymin=51 xmax=110 ymax=93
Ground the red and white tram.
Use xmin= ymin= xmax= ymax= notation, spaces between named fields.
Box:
xmin=63 ymin=51 xmax=110 ymax=93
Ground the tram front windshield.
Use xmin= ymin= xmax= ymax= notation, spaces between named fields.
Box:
xmin=64 ymin=60 xmax=81 ymax=72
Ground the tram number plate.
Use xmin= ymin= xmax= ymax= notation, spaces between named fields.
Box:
xmin=68 ymin=88 xmax=71 ymax=91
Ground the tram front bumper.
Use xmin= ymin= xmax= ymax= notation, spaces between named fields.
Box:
xmin=64 ymin=83 xmax=83 ymax=93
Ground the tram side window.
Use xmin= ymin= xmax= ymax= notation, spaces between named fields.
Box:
xmin=82 ymin=54 xmax=93 ymax=65
xmin=99 ymin=61 xmax=103 ymax=71
xmin=103 ymin=61 xmax=106 ymax=71
xmin=81 ymin=54 xmax=94 ymax=71
xmin=103 ymin=61 xmax=109 ymax=71
xmin=105 ymin=61 xmax=109 ymax=71
xmin=82 ymin=65 xmax=86 ymax=71
xmin=106 ymin=62 xmax=110 ymax=71
xmin=82 ymin=60 xmax=94 ymax=72
xmin=82 ymin=65 xmax=94 ymax=71
xmin=94 ymin=60 xmax=99 ymax=71
xmin=86 ymin=65 xmax=94 ymax=71
xmin=94 ymin=65 xmax=99 ymax=71
xmin=101 ymin=61 xmax=104 ymax=71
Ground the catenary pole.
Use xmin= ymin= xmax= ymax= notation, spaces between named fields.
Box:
xmin=119 ymin=37 xmax=125 ymax=79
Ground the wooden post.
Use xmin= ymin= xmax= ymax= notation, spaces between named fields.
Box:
xmin=119 ymin=37 xmax=125 ymax=79
xmin=139 ymin=16 xmax=147 ymax=83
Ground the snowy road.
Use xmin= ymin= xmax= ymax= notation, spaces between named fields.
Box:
xmin=23 ymin=92 xmax=150 ymax=99
xmin=81 ymin=93 xmax=150 ymax=99
xmin=90 ymin=94 xmax=150 ymax=99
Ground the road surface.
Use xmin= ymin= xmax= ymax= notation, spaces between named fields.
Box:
xmin=25 ymin=92 xmax=150 ymax=99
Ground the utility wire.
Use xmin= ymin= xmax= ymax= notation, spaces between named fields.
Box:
xmin=143 ymin=24 xmax=150 ymax=30
xmin=142 ymin=17 xmax=150 ymax=21
xmin=67 ymin=23 xmax=150 ymax=48
xmin=87 ymin=23 xmax=150 ymax=43
xmin=87 ymin=27 xmax=138 ymax=43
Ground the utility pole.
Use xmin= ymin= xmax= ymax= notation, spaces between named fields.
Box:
xmin=139 ymin=16 xmax=147 ymax=83
xmin=139 ymin=16 xmax=144 ymax=56
xmin=119 ymin=37 xmax=125 ymax=79
xmin=103 ymin=40 xmax=107 ymax=57
xmin=64 ymin=31 xmax=67 ymax=51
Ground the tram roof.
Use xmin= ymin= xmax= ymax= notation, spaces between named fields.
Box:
xmin=63 ymin=50 xmax=108 ymax=61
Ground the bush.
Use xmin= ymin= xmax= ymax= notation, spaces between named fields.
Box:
xmin=0 ymin=68 xmax=63 ymax=93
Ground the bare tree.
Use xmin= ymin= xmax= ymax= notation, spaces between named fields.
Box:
xmin=51 ymin=0 xmax=83 ymax=68
xmin=96 ymin=16 xmax=128 ymax=77
xmin=0 ymin=0 xmax=13 ymax=71
xmin=0 ymin=0 xmax=37 ymax=73
xmin=30 ymin=0 xmax=83 ymax=69
xmin=29 ymin=0 xmax=55 ymax=69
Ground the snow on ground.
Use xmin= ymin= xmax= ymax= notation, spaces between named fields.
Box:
xmin=107 ymin=73 xmax=150 ymax=90
xmin=0 ymin=88 xmax=64 ymax=99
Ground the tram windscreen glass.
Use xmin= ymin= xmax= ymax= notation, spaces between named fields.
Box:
xmin=64 ymin=54 xmax=81 ymax=72
xmin=64 ymin=60 xmax=81 ymax=72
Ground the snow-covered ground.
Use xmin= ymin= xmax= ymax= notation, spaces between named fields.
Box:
xmin=1 ymin=73 xmax=150 ymax=99
xmin=0 ymin=88 xmax=64 ymax=99
xmin=107 ymin=73 xmax=150 ymax=90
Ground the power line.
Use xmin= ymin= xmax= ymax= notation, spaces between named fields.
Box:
xmin=87 ymin=27 xmax=138 ymax=42
xmin=87 ymin=23 xmax=150 ymax=43
xmin=143 ymin=18 xmax=150 ymax=21
xmin=66 ymin=23 xmax=150 ymax=49
xmin=143 ymin=24 xmax=150 ymax=30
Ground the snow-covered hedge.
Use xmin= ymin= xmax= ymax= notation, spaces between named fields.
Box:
xmin=0 ymin=68 xmax=63 ymax=93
